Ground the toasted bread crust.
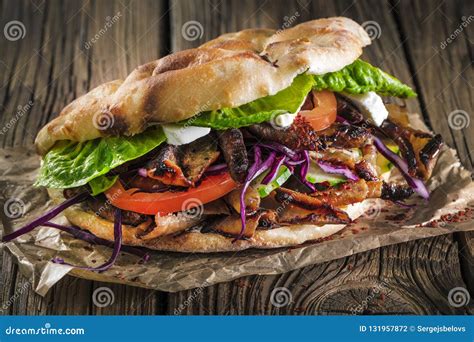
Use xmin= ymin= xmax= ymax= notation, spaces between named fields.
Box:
xmin=48 ymin=189 xmax=369 ymax=253
xmin=35 ymin=17 xmax=370 ymax=155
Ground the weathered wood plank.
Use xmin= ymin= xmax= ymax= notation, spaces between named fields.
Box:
xmin=170 ymin=235 xmax=472 ymax=314
xmin=395 ymin=0 xmax=474 ymax=168
xmin=0 ymin=0 xmax=170 ymax=315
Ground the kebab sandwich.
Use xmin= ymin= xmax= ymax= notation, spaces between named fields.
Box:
xmin=2 ymin=17 xmax=442 ymax=270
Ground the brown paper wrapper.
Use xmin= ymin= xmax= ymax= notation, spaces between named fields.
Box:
xmin=1 ymin=112 xmax=473 ymax=295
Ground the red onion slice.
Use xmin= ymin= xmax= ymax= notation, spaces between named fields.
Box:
xmin=316 ymin=160 xmax=360 ymax=181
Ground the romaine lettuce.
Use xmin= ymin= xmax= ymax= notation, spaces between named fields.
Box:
xmin=181 ymin=59 xmax=415 ymax=130
xmin=312 ymin=59 xmax=416 ymax=98
xmin=35 ymin=127 xmax=166 ymax=192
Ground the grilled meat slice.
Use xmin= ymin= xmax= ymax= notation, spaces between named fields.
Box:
xmin=212 ymin=212 xmax=261 ymax=238
xmin=275 ymin=179 xmax=413 ymax=208
xmin=278 ymin=203 xmax=351 ymax=225
xmin=248 ymin=116 xmax=324 ymax=151
xmin=217 ymin=129 xmax=249 ymax=183
xmin=87 ymin=196 xmax=149 ymax=226
xmin=258 ymin=210 xmax=278 ymax=229
xmin=225 ymin=186 xmax=260 ymax=213
xmin=355 ymin=143 xmax=379 ymax=180
xmin=380 ymin=182 xmax=414 ymax=201
xmin=381 ymin=118 xmax=442 ymax=180
xmin=311 ymin=148 xmax=361 ymax=169
xmin=275 ymin=181 xmax=369 ymax=208
xmin=136 ymin=213 xmax=203 ymax=240
xmin=180 ymin=135 xmax=220 ymax=183
xmin=202 ymin=199 xmax=231 ymax=215
xmin=319 ymin=122 xmax=372 ymax=149
xmin=125 ymin=175 xmax=170 ymax=192
xmin=146 ymin=136 xmax=220 ymax=187
xmin=147 ymin=145 xmax=190 ymax=187
xmin=336 ymin=94 xmax=366 ymax=124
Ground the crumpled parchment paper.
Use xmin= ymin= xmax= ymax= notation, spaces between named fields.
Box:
xmin=1 ymin=112 xmax=473 ymax=295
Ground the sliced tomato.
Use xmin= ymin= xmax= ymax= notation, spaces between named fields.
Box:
xmin=105 ymin=172 xmax=238 ymax=215
xmin=298 ymin=90 xmax=337 ymax=131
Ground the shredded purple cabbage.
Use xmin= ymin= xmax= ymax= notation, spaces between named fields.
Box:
xmin=373 ymin=136 xmax=430 ymax=199
xmin=234 ymin=144 xmax=320 ymax=241
xmin=1 ymin=192 xmax=89 ymax=242
xmin=257 ymin=141 xmax=298 ymax=159
xmin=262 ymin=155 xmax=286 ymax=185
xmin=285 ymin=159 xmax=305 ymax=166
xmin=43 ymin=222 xmax=149 ymax=262
xmin=52 ymin=208 xmax=123 ymax=272
xmin=234 ymin=147 xmax=275 ymax=242
xmin=316 ymin=160 xmax=360 ymax=181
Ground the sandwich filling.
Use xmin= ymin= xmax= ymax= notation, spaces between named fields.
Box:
xmin=4 ymin=59 xmax=442 ymax=268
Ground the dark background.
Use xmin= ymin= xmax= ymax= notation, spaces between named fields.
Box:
xmin=0 ymin=0 xmax=473 ymax=314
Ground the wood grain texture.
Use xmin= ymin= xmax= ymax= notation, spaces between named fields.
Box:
xmin=0 ymin=0 xmax=170 ymax=316
xmin=169 ymin=235 xmax=472 ymax=314
xmin=0 ymin=0 xmax=472 ymax=315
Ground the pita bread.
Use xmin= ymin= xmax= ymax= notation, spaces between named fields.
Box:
xmin=35 ymin=17 xmax=370 ymax=155
xmin=48 ymin=189 xmax=370 ymax=253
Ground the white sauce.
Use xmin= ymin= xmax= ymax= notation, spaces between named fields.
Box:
xmin=342 ymin=91 xmax=389 ymax=126
xmin=162 ymin=124 xmax=211 ymax=146
xmin=272 ymin=97 xmax=306 ymax=128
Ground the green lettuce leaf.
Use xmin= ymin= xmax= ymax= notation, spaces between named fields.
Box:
xmin=180 ymin=60 xmax=415 ymax=130
xmin=35 ymin=127 xmax=166 ymax=192
xmin=312 ymin=59 xmax=417 ymax=98
xmin=88 ymin=175 xmax=119 ymax=196
xmin=180 ymin=74 xmax=314 ymax=129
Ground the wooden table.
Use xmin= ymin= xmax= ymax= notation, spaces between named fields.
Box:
xmin=1 ymin=0 xmax=473 ymax=315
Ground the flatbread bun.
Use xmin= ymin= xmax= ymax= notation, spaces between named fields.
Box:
xmin=35 ymin=17 xmax=370 ymax=155
xmin=48 ymin=188 xmax=372 ymax=253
